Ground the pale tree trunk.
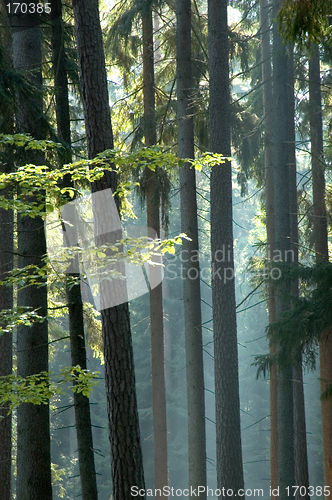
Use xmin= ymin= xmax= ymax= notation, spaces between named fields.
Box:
xmin=259 ymin=0 xmax=277 ymax=492
xmin=177 ymin=0 xmax=206 ymax=497
xmin=286 ymin=48 xmax=310 ymax=500
xmin=208 ymin=0 xmax=245 ymax=496
xmin=142 ymin=4 xmax=169 ymax=494
xmin=51 ymin=2 xmax=98 ymax=497
xmin=72 ymin=1 xmax=145 ymax=498
xmin=272 ymin=0 xmax=295 ymax=496
xmin=309 ymin=44 xmax=332 ymax=498
xmin=12 ymin=8 xmax=52 ymax=498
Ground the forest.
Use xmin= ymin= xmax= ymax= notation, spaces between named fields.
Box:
xmin=0 ymin=0 xmax=332 ymax=499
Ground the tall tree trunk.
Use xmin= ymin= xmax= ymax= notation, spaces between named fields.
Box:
xmin=51 ymin=0 xmax=71 ymax=163
xmin=12 ymin=10 xmax=53 ymax=499
xmin=0 ymin=7 xmax=14 ymax=497
xmin=0 ymin=178 xmax=14 ymax=500
xmin=72 ymin=1 xmax=145 ymax=498
xmin=177 ymin=0 xmax=206 ymax=497
xmin=272 ymin=0 xmax=295 ymax=496
xmin=142 ymin=5 xmax=169 ymax=493
xmin=208 ymin=0 xmax=245 ymax=497
xmin=287 ymin=48 xmax=310 ymax=500
xmin=309 ymin=44 xmax=332 ymax=498
xmin=259 ymin=0 xmax=277 ymax=492
xmin=0 ymin=208 xmax=13 ymax=497
xmin=68 ymin=279 xmax=99 ymax=500
xmin=293 ymin=362 xmax=310 ymax=500
xmin=51 ymin=2 xmax=98 ymax=498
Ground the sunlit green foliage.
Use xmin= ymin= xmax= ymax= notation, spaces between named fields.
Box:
xmin=253 ymin=260 xmax=332 ymax=378
xmin=0 ymin=366 xmax=100 ymax=413
xmin=277 ymin=0 xmax=332 ymax=45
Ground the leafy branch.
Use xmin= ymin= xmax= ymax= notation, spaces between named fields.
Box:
xmin=0 ymin=366 xmax=100 ymax=413
xmin=0 ymin=307 xmax=45 ymax=335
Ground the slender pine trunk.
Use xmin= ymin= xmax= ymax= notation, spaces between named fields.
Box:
xmin=286 ymin=48 xmax=310 ymax=500
xmin=272 ymin=0 xmax=295 ymax=495
xmin=72 ymin=1 xmax=145 ymax=497
xmin=259 ymin=1 xmax=277 ymax=492
xmin=0 ymin=7 xmax=14 ymax=496
xmin=51 ymin=2 xmax=98 ymax=497
xmin=208 ymin=0 xmax=244 ymax=496
xmin=142 ymin=5 xmax=168 ymax=493
xmin=309 ymin=44 xmax=332 ymax=498
xmin=51 ymin=0 xmax=71 ymax=162
xmin=177 ymin=0 xmax=206 ymax=496
xmin=0 ymin=183 xmax=14 ymax=500
xmin=12 ymin=9 xmax=52 ymax=499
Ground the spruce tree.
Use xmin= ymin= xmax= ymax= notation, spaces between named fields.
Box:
xmin=72 ymin=0 xmax=145 ymax=497
xmin=208 ymin=0 xmax=245 ymax=496
xmin=259 ymin=0 xmax=278 ymax=491
xmin=0 ymin=139 xmax=14 ymax=500
xmin=272 ymin=0 xmax=295 ymax=494
xmin=287 ymin=47 xmax=310 ymax=500
xmin=309 ymin=44 xmax=332 ymax=493
xmin=142 ymin=1 xmax=169 ymax=492
xmin=177 ymin=0 xmax=206 ymax=496
xmin=12 ymin=6 xmax=52 ymax=498
xmin=51 ymin=1 xmax=99 ymax=497
xmin=0 ymin=7 xmax=14 ymax=497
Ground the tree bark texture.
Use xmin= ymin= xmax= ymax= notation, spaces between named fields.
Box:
xmin=272 ymin=0 xmax=295 ymax=495
xmin=208 ymin=0 xmax=245 ymax=496
xmin=0 ymin=187 xmax=13 ymax=500
xmin=0 ymin=9 xmax=14 ymax=497
xmin=51 ymin=0 xmax=71 ymax=161
xmin=293 ymin=362 xmax=310 ymax=500
xmin=259 ymin=0 xmax=277 ymax=492
xmin=69 ymin=280 xmax=99 ymax=500
xmin=72 ymin=1 xmax=145 ymax=498
xmin=177 ymin=0 xmax=206 ymax=497
xmin=287 ymin=49 xmax=310 ymax=500
xmin=12 ymin=15 xmax=52 ymax=500
xmin=51 ymin=2 xmax=99 ymax=497
xmin=142 ymin=8 xmax=157 ymax=147
xmin=142 ymin=6 xmax=169 ymax=493
xmin=309 ymin=45 xmax=332 ymax=497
